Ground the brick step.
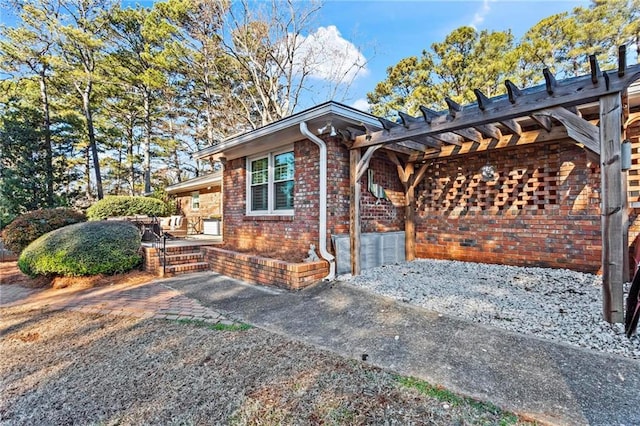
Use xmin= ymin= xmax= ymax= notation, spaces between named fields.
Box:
xmin=164 ymin=261 xmax=210 ymax=276
xmin=163 ymin=246 xmax=202 ymax=256
xmin=162 ymin=253 xmax=204 ymax=266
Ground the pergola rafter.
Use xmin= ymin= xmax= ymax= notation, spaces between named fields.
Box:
xmin=347 ymin=46 xmax=640 ymax=323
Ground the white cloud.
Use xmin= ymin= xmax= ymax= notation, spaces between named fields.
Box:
xmin=470 ymin=0 xmax=493 ymax=28
xmin=291 ymin=25 xmax=369 ymax=83
xmin=351 ymin=98 xmax=371 ymax=112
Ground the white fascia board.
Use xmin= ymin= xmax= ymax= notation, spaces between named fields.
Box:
xmin=193 ymin=101 xmax=381 ymax=160
xmin=166 ymin=172 xmax=222 ymax=194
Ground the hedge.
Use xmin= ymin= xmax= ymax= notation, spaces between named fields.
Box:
xmin=18 ymin=221 xmax=142 ymax=277
xmin=1 ymin=208 xmax=86 ymax=254
xmin=86 ymin=196 xmax=168 ymax=220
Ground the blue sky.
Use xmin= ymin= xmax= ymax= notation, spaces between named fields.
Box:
xmin=315 ymin=0 xmax=588 ymax=109
xmin=1 ymin=0 xmax=589 ymax=110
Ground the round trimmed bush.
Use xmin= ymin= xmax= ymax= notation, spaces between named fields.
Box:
xmin=2 ymin=208 xmax=86 ymax=254
xmin=18 ymin=221 xmax=142 ymax=277
xmin=86 ymin=196 xmax=168 ymax=220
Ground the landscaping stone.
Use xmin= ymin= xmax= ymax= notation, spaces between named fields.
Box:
xmin=345 ymin=259 xmax=640 ymax=359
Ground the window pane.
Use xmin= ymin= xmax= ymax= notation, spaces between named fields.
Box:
xmin=274 ymin=152 xmax=294 ymax=181
xmin=274 ymin=180 xmax=294 ymax=210
xmin=251 ymin=158 xmax=268 ymax=185
xmin=251 ymin=184 xmax=268 ymax=210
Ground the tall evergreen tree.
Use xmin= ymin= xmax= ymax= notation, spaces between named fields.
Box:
xmin=56 ymin=0 xmax=115 ymax=200
xmin=0 ymin=0 xmax=61 ymax=206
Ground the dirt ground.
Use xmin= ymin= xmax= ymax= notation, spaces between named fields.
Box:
xmin=0 ymin=285 xmax=532 ymax=425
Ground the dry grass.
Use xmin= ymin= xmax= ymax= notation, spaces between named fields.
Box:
xmin=0 ymin=307 xmax=529 ymax=425
xmin=0 ymin=261 xmax=156 ymax=290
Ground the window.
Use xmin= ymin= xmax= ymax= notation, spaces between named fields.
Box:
xmin=248 ymin=150 xmax=294 ymax=214
xmin=191 ymin=191 xmax=200 ymax=210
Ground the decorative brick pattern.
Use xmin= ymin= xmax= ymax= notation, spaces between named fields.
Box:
xmin=203 ymin=246 xmax=329 ymax=290
xmin=415 ymin=141 xmax=603 ymax=273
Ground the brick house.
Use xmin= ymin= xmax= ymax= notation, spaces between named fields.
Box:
xmin=189 ymin=83 xmax=640 ymax=276
xmin=193 ymin=102 xmax=402 ymax=281
xmin=165 ymin=170 xmax=222 ymax=235
xmin=170 ymin=55 xmax=640 ymax=321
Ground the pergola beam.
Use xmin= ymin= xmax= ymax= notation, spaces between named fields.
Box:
xmin=356 ymin=145 xmax=382 ymax=181
xmin=536 ymin=107 xmax=600 ymax=154
xmin=408 ymin=125 xmax=576 ymax=162
xmin=352 ymin=63 xmax=640 ymax=150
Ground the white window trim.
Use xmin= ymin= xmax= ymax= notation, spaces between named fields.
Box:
xmin=246 ymin=146 xmax=294 ymax=216
xmin=191 ymin=191 xmax=200 ymax=210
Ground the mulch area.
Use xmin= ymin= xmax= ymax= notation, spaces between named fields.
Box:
xmin=0 ymin=261 xmax=156 ymax=290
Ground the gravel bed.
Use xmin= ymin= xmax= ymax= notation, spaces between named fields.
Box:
xmin=344 ymin=259 xmax=640 ymax=360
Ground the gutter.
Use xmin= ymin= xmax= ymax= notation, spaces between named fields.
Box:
xmin=299 ymin=121 xmax=336 ymax=281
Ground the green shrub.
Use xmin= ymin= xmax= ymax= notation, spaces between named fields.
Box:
xmin=18 ymin=221 xmax=142 ymax=277
xmin=2 ymin=208 xmax=86 ymax=254
xmin=86 ymin=196 xmax=167 ymax=220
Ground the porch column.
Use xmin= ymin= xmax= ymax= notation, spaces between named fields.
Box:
xmin=600 ymin=92 xmax=624 ymax=323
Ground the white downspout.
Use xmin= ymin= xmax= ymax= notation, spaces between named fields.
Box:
xmin=299 ymin=121 xmax=336 ymax=281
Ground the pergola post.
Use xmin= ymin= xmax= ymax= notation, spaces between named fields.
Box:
xmin=600 ymin=92 xmax=624 ymax=323
xmin=405 ymin=173 xmax=416 ymax=262
xmin=404 ymin=164 xmax=428 ymax=261
xmin=387 ymin=152 xmax=428 ymax=262
xmin=350 ymin=147 xmax=361 ymax=275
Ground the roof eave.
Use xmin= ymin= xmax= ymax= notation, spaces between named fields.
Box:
xmin=165 ymin=172 xmax=222 ymax=194
xmin=193 ymin=101 xmax=380 ymax=160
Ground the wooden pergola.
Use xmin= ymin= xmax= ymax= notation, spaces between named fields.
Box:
xmin=345 ymin=46 xmax=640 ymax=323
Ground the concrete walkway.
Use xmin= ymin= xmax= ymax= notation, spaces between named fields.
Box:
xmin=2 ymin=271 xmax=639 ymax=425
xmin=166 ymin=272 xmax=640 ymax=426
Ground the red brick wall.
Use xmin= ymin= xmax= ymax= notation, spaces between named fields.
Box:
xmin=222 ymin=140 xmax=320 ymax=257
xmin=176 ymin=186 xmax=221 ymax=219
xmin=360 ymin=156 xmax=406 ymax=232
xmin=414 ymin=140 xmax=603 ymax=273
xmin=220 ymin=126 xmax=640 ymax=274
xmin=222 ymin=136 xmax=404 ymax=257
xmin=203 ymin=247 xmax=328 ymax=290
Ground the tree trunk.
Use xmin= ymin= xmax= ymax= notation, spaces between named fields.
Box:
xmin=38 ymin=70 xmax=54 ymax=207
xmin=203 ymin=72 xmax=215 ymax=146
xmin=143 ymin=89 xmax=152 ymax=194
xmin=82 ymin=85 xmax=103 ymax=199
xmin=127 ymin=120 xmax=135 ymax=195
xmin=85 ymin=146 xmax=92 ymax=200
xmin=168 ymin=117 xmax=182 ymax=183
